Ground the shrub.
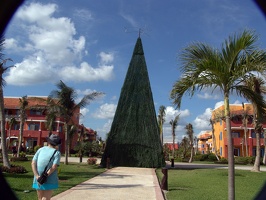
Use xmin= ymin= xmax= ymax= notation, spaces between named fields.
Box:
xmin=215 ymin=157 xmax=228 ymax=164
xmin=193 ymin=154 xmax=203 ymax=161
xmin=19 ymin=152 xmax=26 ymax=158
xmin=234 ymin=156 xmax=249 ymax=165
xmin=34 ymin=145 xmax=41 ymax=153
xmin=87 ymin=157 xmax=97 ymax=165
xmin=207 ymin=153 xmax=218 ymax=161
xmin=0 ymin=164 xmax=27 ymax=174
xmin=10 ymin=156 xmax=29 ymax=162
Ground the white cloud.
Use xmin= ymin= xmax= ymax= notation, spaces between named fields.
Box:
xmin=193 ymin=108 xmax=212 ymax=130
xmin=197 ymin=92 xmax=220 ymax=100
xmin=98 ymin=52 xmax=114 ymax=64
xmin=92 ymin=103 xmax=117 ymax=119
xmin=5 ymin=2 xmax=114 ymax=86
xmin=60 ymin=62 xmax=114 ymax=82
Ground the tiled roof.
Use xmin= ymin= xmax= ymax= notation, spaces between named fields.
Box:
xmin=4 ymin=96 xmax=48 ymax=109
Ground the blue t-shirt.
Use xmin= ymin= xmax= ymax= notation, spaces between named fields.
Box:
xmin=32 ymin=146 xmax=61 ymax=190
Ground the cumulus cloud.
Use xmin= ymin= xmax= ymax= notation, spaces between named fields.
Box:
xmin=98 ymin=52 xmax=114 ymax=64
xmin=60 ymin=62 xmax=114 ymax=82
xmin=193 ymin=108 xmax=212 ymax=130
xmin=4 ymin=2 xmax=114 ymax=86
xmin=92 ymin=103 xmax=117 ymax=119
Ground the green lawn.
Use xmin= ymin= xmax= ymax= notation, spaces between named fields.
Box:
xmin=2 ymin=160 xmax=105 ymax=200
xmin=156 ymin=168 xmax=266 ymax=200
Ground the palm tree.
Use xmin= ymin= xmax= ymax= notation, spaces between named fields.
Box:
xmin=169 ymin=115 xmax=179 ymax=157
xmin=170 ymin=29 xmax=266 ymax=200
xmin=241 ymin=103 xmax=251 ymax=157
xmin=7 ymin=117 xmax=16 ymax=149
xmin=49 ymin=80 xmax=103 ymax=165
xmin=0 ymin=35 xmax=14 ymax=168
xmin=17 ymin=96 xmax=28 ymax=156
xmin=157 ymin=105 xmax=166 ymax=146
xmin=180 ymin=136 xmax=189 ymax=159
xmin=244 ymin=76 xmax=266 ymax=172
xmin=185 ymin=123 xmax=194 ymax=163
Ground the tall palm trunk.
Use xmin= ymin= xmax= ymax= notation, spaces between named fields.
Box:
xmin=17 ymin=110 xmax=25 ymax=157
xmin=244 ymin=124 xmax=248 ymax=157
xmin=253 ymin=129 xmax=261 ymax=171
xmin=253 ymin=110 xmax=262 ymax=172
xmin=0 ymin=86 xmax=10 ymax=168
xmin=225 ymin=95 xmax=235 ymax=200
xmin=64 ymin=122 xmax=69 ymax=165
xmin=189 ymin=145 xmax=193 ymax=163
xmin=263 ymin=130 xmax=266 ymax=165
xmin=172 ymin=134 xmax=175 ymax=157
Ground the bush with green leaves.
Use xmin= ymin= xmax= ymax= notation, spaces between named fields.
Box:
xmin=34 ymin=145 xmax=41 ymax=153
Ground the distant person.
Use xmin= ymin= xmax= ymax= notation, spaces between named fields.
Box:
xmin=31 ymin=134 xmax=61 ymax=200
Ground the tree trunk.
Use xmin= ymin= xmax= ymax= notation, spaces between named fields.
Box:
xmin=17 ymin=113 xmax=24 ymax=157
xmin=0 ymin=87 xmax=10 ymax=168
xmin=263 ymin=131 xmax=266 ymax=165
xmin=225 ymin=96 xmax=235 ymax=200
xmin=244 ymin=126 xmax=248 ymax=157
xmin=64 ymin=123 xmax=69 ymax=165
xmin=252 ymin=130 xmax=261 ymax=172
xmin=172 ymin=135 xmax=175 ymax=158
xmin=189 ymin=146 xmax=193 ymax=163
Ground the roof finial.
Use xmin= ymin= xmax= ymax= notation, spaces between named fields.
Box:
xmin=124 ymin=26 xmax=150 ymax=38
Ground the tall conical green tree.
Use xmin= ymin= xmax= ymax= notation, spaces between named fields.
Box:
xmin=101 ymin=37 xmax=165 ymax=168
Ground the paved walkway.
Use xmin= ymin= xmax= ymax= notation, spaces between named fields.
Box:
xmin=52 ymin=157 xmax=165 ymax=200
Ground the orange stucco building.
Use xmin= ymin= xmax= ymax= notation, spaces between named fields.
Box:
xmin=211 ymin=103 xmax=265 ymax=158
xmin=2 ymin=96 xmax=96 ymax=153
xmin=198 ymin=130 xmax=212 ymax=154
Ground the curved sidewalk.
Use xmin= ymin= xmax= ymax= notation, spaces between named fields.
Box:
xmin=51 ymin=166 xmax=165 ymax=200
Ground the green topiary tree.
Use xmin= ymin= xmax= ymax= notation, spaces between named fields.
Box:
xmin=101 ymin=37 xmax=165 ymax=168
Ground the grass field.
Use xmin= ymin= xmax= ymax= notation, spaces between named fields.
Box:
xmin=156 ymin=168 xmax=266 ymax=200
xmin=3 ymin=160 xmax=266 ymax=200
xmin=3 ymin=160 xmax=105 ymax=200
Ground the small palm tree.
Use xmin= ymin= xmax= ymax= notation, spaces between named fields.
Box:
xmin=185 ymin=123 xmax=194 ymax=163
xmin=17 ymin=96 xmax=28 ymax=156
xmin=49 ymin=80 xmax=103 ymax=165
xmin=169 ymin=115 xmax=179 ymax=158
xmin=241 ymin=103 xmax=251 ymax=157
xmin=7 ymin=117 xmax=17 ymax=149
xmin=244 ymin=76 xmax=266 ymax=172
xmin=157 ymin=105 xmax=166 ymax=146
xmin=0 ymin=35 xmax=14 ymax=168
xmin=170 ymin=29 xmax=266 ymax=200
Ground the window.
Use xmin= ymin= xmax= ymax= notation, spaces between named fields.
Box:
xmin=202 ymin=151 xmax=205 ymax=154
xmin=14 ymin=124 xmax=20 ymax=130
xmin=251 ymin=131 xmax=256 ymax=138
xmin=219 ymin=132 xmax=222 ymax=140
xmin=220 ymin=120 xmax=222 ymax=125
xmin=234 ymin=148 xmax=240 ymax=156
xmin=232 ymin=132 xmax=240 ymax=138
xmin=202 ymin=144 xmax=204 ymax=148
xmin=28 ymin=123 xmax=39 ymax=131
xmin=220 ymin=147 xmax=222 ymax=156
xmin=30 ymin=109 xmax=42 ymax=116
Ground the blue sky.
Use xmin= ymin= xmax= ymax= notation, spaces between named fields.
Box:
xmin=3 ymin=0 xmax=266 ymax=143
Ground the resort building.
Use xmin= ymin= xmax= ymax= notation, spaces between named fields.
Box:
xmin=198 ymin=103 xmax=265 ymax=159
xmin=2 ymin=96 xmax=97 ymax=153
xmin=197 ymin=130 xmax=212 ymax=154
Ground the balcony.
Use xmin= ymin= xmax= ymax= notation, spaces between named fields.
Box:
xmin=224 ymin=137 xmax=264 ymax=147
